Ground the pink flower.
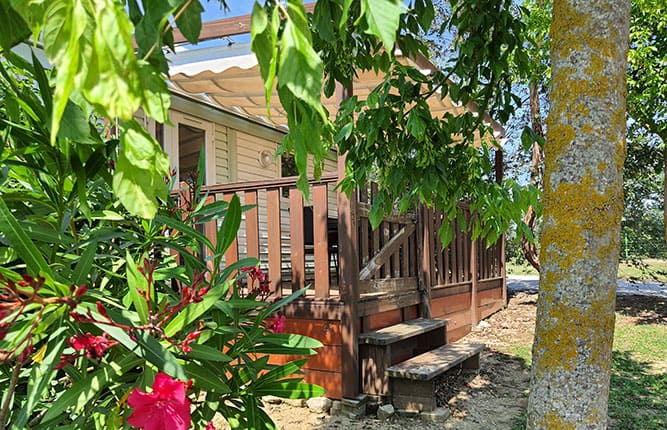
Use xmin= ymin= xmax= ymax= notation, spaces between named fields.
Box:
xmin=241 ymin=266 xmax=266 ymax=283
xmin=206 ymin=422 xmax=216 ymax=430
xmin=272 ymin=314 xmax=287 ymax=334
xmin=127 ymin=373 xmax=191 ymax=430
xmin=68 ymin=333 xmax=117 ymax=359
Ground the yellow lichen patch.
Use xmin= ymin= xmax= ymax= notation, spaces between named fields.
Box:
xmin=597 ymin=162 xmax=606 ymax=172
xmin=535 ymin=293 xmax=616 ymax=373
xmin=534 ymin=410 xmax=576 ymax=430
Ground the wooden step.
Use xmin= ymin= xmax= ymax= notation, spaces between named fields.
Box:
xmin=359 ymin=318 xmax=448 ymax=345
xmin=388 ymin=342 xmax=484 ymax=411
xmin=359 ymin=318 xmax=448 ymax=399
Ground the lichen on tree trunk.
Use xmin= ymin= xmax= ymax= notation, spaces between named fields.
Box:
xmin=526 ymin=0 xmax=631 ymax=429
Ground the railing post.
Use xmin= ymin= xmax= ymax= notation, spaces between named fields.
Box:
xmin=313 ymin=183 xmax=330 ymax=297
xmin=501 ymin=233 xmax=507 ymax=305
xmin=418 ymin=205 xmax=433 ymax=318
xmin=337 ymin=155 xmax=360 ymax=398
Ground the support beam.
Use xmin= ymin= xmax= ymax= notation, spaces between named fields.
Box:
xmin=359 ymin=224 xmax=416 ymax=281
xmin=172 ymin=3 xmax=317 ymax=44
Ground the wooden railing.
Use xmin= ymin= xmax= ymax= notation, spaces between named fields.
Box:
xmin=196 ymin=173 xmax=340 ymax=299
xmin=356 ymin=184 xmax=419 ymax=297
xmin=422 ymin=206 xmax=503 ymax=287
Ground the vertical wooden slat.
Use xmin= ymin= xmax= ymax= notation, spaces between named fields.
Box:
xmin=313 ymin=184 xmax=330 ymax=297
xmin=402 ymin=230 xmax=410 ymax=278
xmin=266 ymin=188 xmax=282 ymax=298
xmin=428 ymin=209 xmax=436 ymax=285
xmin=203 ymin=195 xmax=218 ymax=271
xmin=456 ymin=220 xmax=464 ymax=282
xmin=223 ymin=193 xmax=239 ymax=265
xmin=245 ymin=191 xmax=259 ymax=259
xmin=360 ymin=217 xmax=370 ymax=267
xmin=470 ymin=237 xmax=479 ymax=325
xmin=371 ymin=183 xmax=380 ymax=277
xmin=418 ymin=206 xmax=433 ymax=318
xmin=450 ymin=219 xmax=458 ymax=284
xmin=435 ymin=213 xmax=444 ymax=285
xmin=289 ymin=188 xmax=305 ymax=290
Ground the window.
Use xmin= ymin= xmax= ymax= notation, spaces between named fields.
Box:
xmin=163 ymin=112 xmax=215 ymax=185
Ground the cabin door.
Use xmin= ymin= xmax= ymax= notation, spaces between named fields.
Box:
xmin=164 ymin=112 xmax=215 ymax=185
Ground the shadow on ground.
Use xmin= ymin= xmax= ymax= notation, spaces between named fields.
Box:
xmin=609 ymin=351 xmax=667 ymax=430
xmin=615 ymin=295 xmax=667 ymax=325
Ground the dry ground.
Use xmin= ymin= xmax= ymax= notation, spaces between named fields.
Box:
xmin=266 ymin=291 xmax=666 ymax=429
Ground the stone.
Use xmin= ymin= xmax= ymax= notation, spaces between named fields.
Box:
xmin=477 ymin=320 xmax=491 ymax=329
xmin=419 ymin=407 xmax=451 ymax=423
xmin=330 ymin=400 xmax=343 ymax=415
xmin=341 ymin=394 xmax=368 ymax=418
xmin=307 ymin=397 xmax=333 ymax=413
xmin=262 ymin=395 xmax=282 ymax=405
xmin=377 ymin=404 xmax=395 ymax=421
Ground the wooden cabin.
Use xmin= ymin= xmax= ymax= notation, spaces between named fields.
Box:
xmin=152 ymin=15 xmax=507 ymax=403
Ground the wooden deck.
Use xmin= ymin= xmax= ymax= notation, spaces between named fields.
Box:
xmin=188 ymin=170 xmax=506 ymax=400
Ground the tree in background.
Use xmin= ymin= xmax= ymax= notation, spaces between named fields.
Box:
xmin=508 ymin=0 xmax=666 ymax=268
xmin=526 ymin=0 xmax=630 ymax=428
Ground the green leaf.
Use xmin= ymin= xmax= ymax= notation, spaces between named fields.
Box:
xmin=254 ymin=380 xmax=326 ymax=399
xmin=184 ymin=362 xmax=232 ymax=393
xmin=0 ymin=2 xmax=31 ymax=53
xmin=216 ymin=194 xmax=242 ymax=255
xmin=126 ymin=252 xmax=150 ymax=324
xmin=251 ymin=3 xmax=279 ymax=114
xmin=112 ymin=123 xmax=170 ymax=219
xmin=360 ymin=0 xmax=405 ymax=53
xmin=254 ymin=359 xmax=308 ymax=389
xmin=0 ymin=198 xmax=53 ymax=280
xmin=278 ymin=2 xmax=327 ymax=120
xmin=71 ymin=238 xmax=97 ymax=286
xmin=42 ymin=355 xmax=142 ymax=423
xmin=42 ymin=0 xmax=88 ymax=142
xmin=186 ymin=344 xmax=232 ymax=363
xmin=261 ymin=333 xmax=323 ymax=350
xmin=83 ymin=0 xmax=141 ymax=119
xmin=174 ymin=0 xmax=203 ymax=44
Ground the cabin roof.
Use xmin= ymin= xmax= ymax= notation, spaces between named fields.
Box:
xmin=166 ymin=41 xmax=505 ymax=141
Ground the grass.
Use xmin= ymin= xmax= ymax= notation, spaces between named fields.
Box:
xmin=507 ymin=258 xmax=667 ymax=282
xmin=507 ymin=308 xmax=667 ymax=429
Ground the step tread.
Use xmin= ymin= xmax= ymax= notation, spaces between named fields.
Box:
xmin=386 ymin=342 xmax=484 ymax=381
xmin=358 ymin=318 xmax=448 ymax=346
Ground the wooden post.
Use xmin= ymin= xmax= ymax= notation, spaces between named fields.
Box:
xmin=289 ymin=188 xmax=305 ymax=291
xmin=313 ymin=184 xmax=330 ymax=297
xmin=337 ymin=83 xmax=360 ymax=399
xmin=470 ymin=236 xmax=479 ymax=326
xmin=501 ymin=233 xmax=507 ymax=305
xmin=266 ymin=188 xmax=282 ymax=298
xmin=418 ymin=206 xmax=433 ymax=318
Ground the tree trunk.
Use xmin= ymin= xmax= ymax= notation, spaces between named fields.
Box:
xmin=521 ymin=81 xmax=545 ymax=272
xmin=527 ymin=0 xmax=631 ymax=428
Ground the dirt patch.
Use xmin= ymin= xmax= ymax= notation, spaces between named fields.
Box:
xmin=266 ymin=292 xmax=664 ymax=429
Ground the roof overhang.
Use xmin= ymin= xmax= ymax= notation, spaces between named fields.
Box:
xmin=167 ymin=42 xmax=505 ymax=143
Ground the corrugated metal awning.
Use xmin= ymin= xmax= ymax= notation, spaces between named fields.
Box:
xmin=168 ymin=43 xmax=500 ymax=129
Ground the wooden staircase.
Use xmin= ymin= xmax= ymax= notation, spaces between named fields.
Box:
xmin=359 ymin=318 xmax=484 ymax=412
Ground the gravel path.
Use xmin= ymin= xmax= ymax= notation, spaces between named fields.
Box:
xmin=508 ymin=275 xmax=667 ymax=298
